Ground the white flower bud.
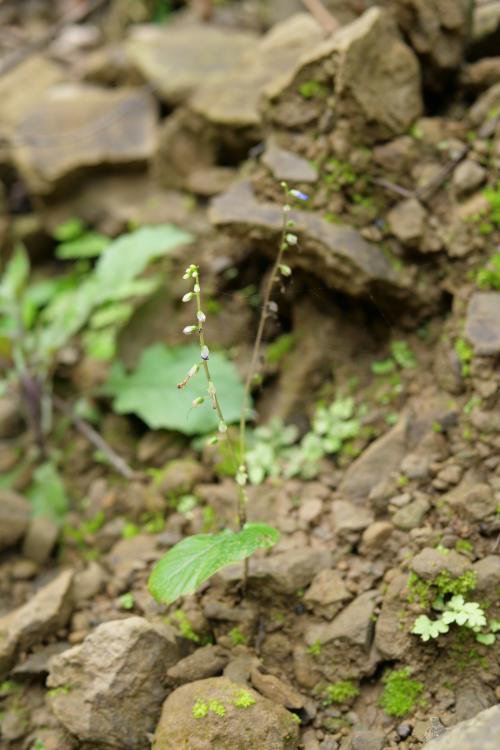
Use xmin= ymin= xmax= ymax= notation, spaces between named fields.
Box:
xmin=182 ymin=292 xmax=194 ymax=302
xmin=218 ymin=420 xmax=227 ymax=433
xmin=201 ymin=345 xmax=209 ymax=360
xmin=197 ymin=310 xmax=206 ymax=323
xmin=192 ymin=396 xmax=205 ymax=407
xmin=183 ymin=325 xmax=197 ymax=335
xmin=286 ymin=233 xmax=298 ymax=245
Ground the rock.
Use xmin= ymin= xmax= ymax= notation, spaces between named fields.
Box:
xmin=191 ymin=14 xmax=322 ymax=128
xmin=105 ymin=534 xmax=158 ymax=592
xmin=455 ymin=682 xmax=495 ymax=722
xmin=0 ymin=394 xmax=23 ymax=438
xmin=305 ymin=591 xmax=379 ymax=680
xmin=473 ymin=555 xmax=500 ymax=592
xmin=160 ymin=459 xmax=206 ymax=496
xmin=218 ymin=548 xmax=332 ymax=595
xmin=0 ymin=489 xmax=30 ymax=551
xmin=12 ymin=641 xmax=69 ymax=676
xmin=72 ymin=562 xmax=106 ymax=605
xmin=465 ymin=293 xmax=500 ymax=355
xmin=210 ymin=180 xmax=403 ymax=302
xmin=167 ymin=645 xmax=228 ymax=685
xmin=472 ymin=1 xmax=500 ymax=47
xmin=250 ymin=668 xmax=307 ymax=710
xmin=262 ymin=140 xmax=318 ymax=183
xmin=332 ymin=500 xmax=374 ymax=537
xmin=349 ymin=729 xmax=384 ymax=750
xmin=48 ymin=616 xmax=179 ymax=750
xmin=0 ymin=569 xmax=73 ymax=677
xmin=387 ymin=198 xmax=427 ymax=245
xmin=126 ymin=24 xmax=257 ymax=105
xmin=267 ymin=8 xmax=422 ymax=142
xmin=304 ymin=570 xmax=351 ymax=619
xmin=361 ymin=521 xmax=394 ymax=551
xmin=452 ymin=159 xmax=487 ymax=195
xmin=14 ymin=84 xmax=157 ymax=195
xmin=22 ymin=515 xmax=59 ymax=564
xmin=375 ymin=573 xmax=412 ymax=659
xmin=153 ymin=677 xmax=299 ymax=750
xmin=410 ymin=547 xmax=470 ymax=580
xmin=446 ymin=482 xmax=497 ymax=521
xmin=462 ymin=58 xmax=500 ymax=92
xmin=186 ymin=166 xmax=236 ymax=197
xmin=422 ymin=705 xmax=500 ymax=750
xmin=392 ymin=0 xmax=472 ymax=82
xmin=392 ymin=497 xmax=430 ymax=530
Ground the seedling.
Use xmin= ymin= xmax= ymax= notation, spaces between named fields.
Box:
xmin=379 ymin=668 xmax=425 ymax=717
xmin=148 ymin=184 xmax=308 ymax=604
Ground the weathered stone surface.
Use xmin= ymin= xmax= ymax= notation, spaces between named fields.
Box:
xmin=72 ymin=562 xmax=106 ymax=605
xmin=392 ymin=496 xmax=430 ymax=530
xmin=348 ymin=729 xmax=385 ymax=750
xmin=250 ymin=669 xmax=307 ymax=710
xmin=14 ymin=84 xmax=157 ymax=194
xmin=361 ymin=521 xmax=394 ymax=551
xmin=423 ymin=705 xmax=500 ymax=750
xmin=191 ymin=14 xmax=322 ymax=127
xmin=167 ymin=645 xmax=228 ymax=685
xmin=262 ymin=140 xmax=317 ymax=183
xmin=0 ymin=489 xmax=30 ymax=551
xmin=473 ymin=555 xmax=500 ymax=593
xmin=332 ymin=500 xmax=374 ymax=536
xmin=453 ymin=159 xmax=486 ymax=195
xmin=387 ymin=198 xmax=427 ymax=244
xmin=22 ymin=515 xmax=59 ymax=564
xmin=160 ymin=459 xmax=206 ymax=496
xmin=267 ymin=8 xmax=422 ymax=141
xmin=465 ymin=292 xmax=500 ymax=355
xmin=48 ymin=616 xmax=179 ymax=750
xmin=153 ymin=677 xmax=299 ymax=750
xmin=446 ymin=482 xmax=497 ymax=521
xmin=462 ymin=58 xmax=500 ymax=92
xmin=210 ymin=180 xmax=402 ymax=301
xmin=305 ymin=591 xmax=379 ymax=679
xmin=126 ymin=24 xmax=257 ymax=105
xmin=375 ymin=573 xmax=412 ymax=659
xmin=410 ymin=547 xmax=470 ymax=580
xmin=0 ymin=569 xmax=73 ymax=678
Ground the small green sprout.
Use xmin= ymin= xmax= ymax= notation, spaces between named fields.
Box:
xmin=455 ymin=338 xmax=473 ymax=377
xmin=228 ymin=627 xmax=248 ymax=646
xmin=324 ymin=681 xmax=360 ymax=705
xmin=234 ymin=690 xmax=256 ymax=709
xmin=192 ymin=699 xmax=209 ymax=719
xmin=208 ymin=700 xmax=226 ymax=717
xmin=118 ymin=592 xmax=135 ymax=610
xmin=379 ymin=668 xmax=425 ymax=717
xmin=307 ymin=640 xmax=322 ymax=657
xmin=47 ymin=685 xmax=71 ymax=698
xmin=171 ymin=610 xmax=200 ymax=643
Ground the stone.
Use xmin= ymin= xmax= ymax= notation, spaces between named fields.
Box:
xmin=72 ymin=562 xmax=106 ymax=605
xmin=472 ymin=1 xmax=500 ymax=45
xmin=349 ymin=729 xmax=384 ymax=750
xmin=305 ymin=591 xmax=379 ymax=680
xmin=446 ymin=482 xmax=497 ymax=521
xmin=126 ymin=24 xmax=257 ymax=105
xmin=361 ymin=521 xmax=394 ymax=550
xmin=0 ymin=394 xmax=23 ymax=438
xmin=0 ymin=569 xmax=73 ymax=678
xmin=304 ymin=569 xmax=351 ymax=618
xmin=410 ymin=547 xmax=470 ymax=580
xmin=167 ymin=645 xmax=228 ymax=685
xmin=332 ymin=500 xmax=374 ymax=536
xmin=186 ymin=166 xmax=236 ymax=197
xmin=375 ymin=573 xmax=413 ymax=659
xmin=210 ymin=180 xmax=402 ymax=302
xmin=262 ymin=140 xmax=318 ymax=183
xmin=0 ymin=489 xmax=30 ymax=551
xmin=267 ymin=8 xmax=422 ymax=142
xmin=22 ymin=515 xmax=59 ymax=564
xmin=191 ymin=14 xmax=322 ymax=128
xmin=152 ymin=677 xmax=299 ymax=750
xmin=392 ymin=497 xmax=430 ymax=530
xmin=250 ymin=668 xmax=307 ymax=710
xmin=160 ymin=459 xmax=206 ymax=496
xmin=454 ymin=682 xmax=495 ymax=722
xmin=14 ymin=84 xmax=157 ymax=195
xmin=462 ymin=58 xmax=500 ymax=92
xmin=465 ymin=292 xmax=500 ymax=355
xmin=48 ymin=616 xmax=179 ymax=750
xmin=387 ymin=198 xmax=427 ymax=244
xmin=422 ymin=705 xmax=500 ymax=750
xmin=473 ymin=555 xmax=500 ymax=592
xmin=452 ymin=159 xmax=487 ymax=195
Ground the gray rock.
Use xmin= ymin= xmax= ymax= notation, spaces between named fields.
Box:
xmin=210 ymin=180 xmax=401 ymax=301
xmin=423 ymin=705 xmax=500 ymax=750
xmin=455 ymin=682 xmax=495 ymax=722
xmin=410 ymin=547 xmax=470 ymax=580
xmin=160 ymin=458 xmax=206 ymax=496
xmin=392 ymin=497 xmax=430 ymax=530
xmin=262 ymin=141 xmax=317 ymax=183
xmin=387 ymin=198 xmax=427 ymax=244
xmin=48 ymin=616 xmax=179 ymax=750
xmin=167 ymin=645 xmax=228 ymax=685
xmin=375 ymin=573 xmax=413 ymax=659
xmin=473 ymin=555 xmax=500 ymax=593
xmin=153 ymin=677 xmax=299 ymax=749
xmin=349 ymin=729 xmax=385 ymax=750
xmin=22 ymin=514 xmax=59 ymax=564
xmin=453 ymin=159 xmax=486 ymax=195
xmin=304 ymin=569 xmax=351 ymax=619
xmin=332 ymin=500 xmax=374 ymax=537
xmin=0 ymin=395 xmax=23 ymax=438
xmin=250 ymin=668 xmax=308 ymax=710
xmin=0 ymin=489 xmax=30 ymax=551
xmin=446 ymin=482 xmax=497 ymax=521
xmin=15 ymin=84 xmax=157 ymax=194
xmin=465 ymin=292 xmax=500 ymax=355
xmin=126 ymin=24 xmax=257 ymax=105
xmin=72 ymin=562 xmax=106 ymax=605
xmin=0 ymin=569 xmax=73 ymax=678
xmin=361 ymin=521 xmax=394 ymax=551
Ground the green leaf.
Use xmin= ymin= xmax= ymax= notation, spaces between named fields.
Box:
xmin=26 ymin=462 xmax=68 ymax=523
xmin=411 ymin=614 xmax=449 ymax=641
xmin=476 ymin=632 xmax=495 ymax=646
xmin=148 ymin=523 xmax=280 ymax=604
xmin=105 ymin=343 xmax=246 ymax=435
xmin=0 ymin=245 xmax=30 ymax=306
xmin=56 ymin=231 xmax=110 ymax=259
xmin=53 ymin=217 xmax=86 ymax=242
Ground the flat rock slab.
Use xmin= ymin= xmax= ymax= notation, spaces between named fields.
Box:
xmin=465 ymin=292 xmax=500 ymax=355
xmin=210 ymin=180 xmax=402 ymax=301
xmin=262 ymin=140 xmax=318 ymax=183
xmin=48 ymin=616 xmax=179 ymax=750
xmin=153 ymin=677 xmax=299 ymax=750
xmin=423 ymin=705 xmax=500 ymax=749
xmin=14 ymin=84 xmax=157 ymax=194
xmin=126 ymin=24 xmax=257 ymax=105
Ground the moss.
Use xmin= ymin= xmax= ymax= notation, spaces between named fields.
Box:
xmin=47 ymin=686 xmax=71 ymax=698
xmin=379 ymin=668 xmax=425 ymax=717
xmin=323 ymin=681 xmax=360 ymax=705
xmin=228 ymin=627 xmax=247 ymax=646
xmin=407 ymin=570 xmax=477 ymax=608
xmin=208 ymin=700 xmax=226 ymax=717
xmin=233 ymin=690 xmax=256 ymax=709
xmin=307 ymin=640 xmax=321 ymax=657
xmin=192 ymin=699 xmax=209 ymax=719
xmin=298 ymin=80 xmax=329 ymax=99
xmin=171 ymin=610 xmax=200 ymax=643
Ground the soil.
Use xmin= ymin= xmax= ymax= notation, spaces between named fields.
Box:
xmin=1 ymin=2 xmax=500 ymax=750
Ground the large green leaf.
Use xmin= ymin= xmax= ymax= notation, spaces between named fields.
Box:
xmin=105 ymin=343 xmax=246 ymax=434
xmin=26 ymin=462 xmax=68 ymax=523
xmin=149 ymin=523 xmax=280 ymax=603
